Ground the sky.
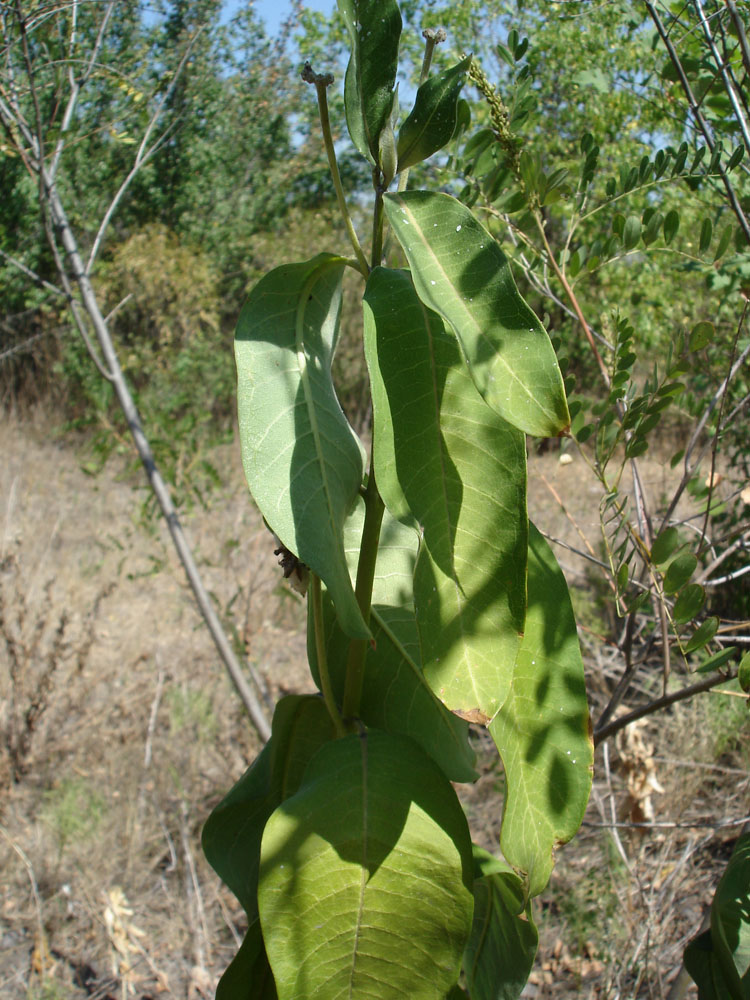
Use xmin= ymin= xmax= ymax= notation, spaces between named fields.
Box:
xmin=240 ymin=0 xmax=336 ymax=36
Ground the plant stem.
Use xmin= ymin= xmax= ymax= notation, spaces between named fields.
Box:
xmin=303 ymin=63 xmax=370 ymax=277
xmin=311 ymin=573 xmax=346 ymax=737
xmin=342 ymin=471 xmax=385 ymax=722
xmin=372 ymin=178 xmax=385 ymax=267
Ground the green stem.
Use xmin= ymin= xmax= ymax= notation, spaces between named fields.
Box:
xmin=342 ymin=471 xmax=385 ymax=721
xmin=311 ymin=573 xmax=346 ymax=737
xmin=371 ymin=178 xmax=385 ymax=267
xmin=303 ymin=63 xmax=370 ymax=277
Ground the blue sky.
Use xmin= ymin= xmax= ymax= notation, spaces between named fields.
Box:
xmin=238 ymin=0 xmax=336 ymax=36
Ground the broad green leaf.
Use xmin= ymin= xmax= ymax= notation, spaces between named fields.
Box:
xmin=673 ymin=583 xmax=706 ymax=623
xmin=216 ymin=919 xmax=277 ymax=1000
xmin=202 ymin=695 xmax=335 ymax=920
xmin=397 ymin=56 xmax=472 ymax=172
xmin=364 ymin=266 xmax=527 ymax=720
xmin=258 ymin=731 xmax=474 ymax=1000
xmin=685 ymin=832 xmax=750 ymax=999
xmin=235 ymin=254 xmax=368 ymax=639
xmin=690 ymin=321 xmax=714 ymax=351
xmin=338 ymin=0 xmax=401 ymax=166
xmin=308 ymin=497 xmax=478 ymax=783
xmin=686 ymin=616 xmax=720 ymax=653
xmin=464 ymin=846 xmax=538 ymax=1000
xmin=489 ymin=524 xmax=592 ymax=897
xmin=651 ymin=526 xmax=681 ymax=565
xmin=663 ymin=551 xmax=698 ymax=593
xmin=383 ymin=192 xmax=569 ymax=437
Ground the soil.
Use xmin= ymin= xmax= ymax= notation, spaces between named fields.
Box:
xmin=1 ymin=413 xmax=746 ymax=999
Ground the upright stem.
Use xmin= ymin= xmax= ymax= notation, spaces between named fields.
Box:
xmin=397 ymin=27 xmax=446 ymax=194
xmin=303 ymin=63 xmax=370 ymax=277
xmin=342 ymin=471 xmax=385 ymax=721
xmin=311 ymin=574 xmax=346 ymax=737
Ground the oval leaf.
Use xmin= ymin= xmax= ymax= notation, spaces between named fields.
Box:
xmin=397 ymin=56 xmax=472 ymax=172
xmin=622 ymin=215 xmax=641 ymax=250
xmin=651 ymin=526 xmax=681 ymax=566
xmin=663 ymin=551 xmax=698 ymax=594
xmin=673 ymin=583 xmax=706 ymax=624
xmin=364 ymin=266 xmax=527 ymax=719
xmin=663 ymin=209 xmax=680 ymax=245
xmin=690 ymin=321 xmax=714 ymax=351
xmin=235 ymin=254 xmax=368 ymax=639
xmin=383 ymin=191 xmax=569 ymax=437
xmin=685 ymin=616 xmax=720 ymax=653
xmin=339 ymin=0 xmax=402 ymax=165
xmin=489 ymin=524 xmax=593 ymax=898
xmin=258 ymin=731 xmax=474 ymax=1000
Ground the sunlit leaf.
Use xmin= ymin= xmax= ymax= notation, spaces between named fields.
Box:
xmin=235 ymin=254 xmax=368 ymax=639
xmin=258 ymin=731 xmax=474 ymax=999
xmin=663 ymin=209 xmax=680 ymax=244
xmin=384 ymin=192 xmax=569 ymax=437
xmin=364 ymin=266 xmax=527 ymax=719
xmin=398 ymin=56 xmax=472 ymax=171
xmin=489 ymin=524 xmax=592 ymax=897
xmin=622 ymin=215 xmax=641 ymax=250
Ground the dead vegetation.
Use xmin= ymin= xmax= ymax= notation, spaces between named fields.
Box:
xmin=0 ymin=414 xmax=747 ymax=999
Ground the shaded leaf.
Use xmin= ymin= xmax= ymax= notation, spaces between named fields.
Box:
xmin=700 ymin=218 xmax=713 ymax=253
xmin=663 ymin=552 xmax=698 ymax=594
xmin=216 ymin=919 xmax=277 ymax=1000
xmin=339 ymin=0 xmax=401 ymax=165
xmin=696 ymin=647 xmax=737 ymax=674
xmin=308 ymin=498 xmax=478 ymax=783
xmin=690 ymin=321 xmax=714 ymax=351
xmin=398 ymin=56 xmax=472 ymax=171
xmin=622 ymin=215 xmax=641 ymax=250
xmin=673 ymin=583 xmax=706 ymax=624
xmin=663 ymin=209 xmax=680 ymax=244
xmin=202 ymin=696 xmax=335 ymax=921
xmin=364 ymin=266 xmax=527 ymax=719
xmin=489 ymin=524 xmax=592 ymax=897
xmin=258 ymin=731 xmax=474 ymax=1000
xmin=235 ymin=254 xmax=368 ymax=639
xmin=384 ymin=192 xmax=569 ymax=437
xmin=651 ymin=526 xmax=681 ymax=565
xmin=684 ymin=831 xmax=750 ymax=999
xmin=464 ymin=845 xmax=538 ymax=1000
xmin=739 ymin=652 xmax=750 ymax=693
xmin=686 ymin=616 xmax=720 ymax=653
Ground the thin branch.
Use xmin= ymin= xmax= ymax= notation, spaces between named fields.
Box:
xmin=594 ymin=669 xmax=737 ymax=746
xmin=645 ymin=0 xmax=750 ymax=243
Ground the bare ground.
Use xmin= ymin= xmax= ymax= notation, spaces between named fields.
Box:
xmin=1 ymin=413 xmax=747 ymax=999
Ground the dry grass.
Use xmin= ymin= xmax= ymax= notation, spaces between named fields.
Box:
xmin=0 ymin=413 xmax=747 ymax=999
